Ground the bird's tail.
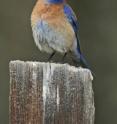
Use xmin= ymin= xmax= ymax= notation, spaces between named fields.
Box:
xmin=73 ymin=46 xmax=95 ymax=76
xmin=73 ymin=46 xmax=90 ymax=69
xmin=73 ymin=34 xmax=95 ymax=76
xmin=79 ymin=51 xmax=95 ymax=76
xmin=79 ymin=53 xmax=90 ymax=68
xmin=75 ymin=34 xmax=90 ymax=69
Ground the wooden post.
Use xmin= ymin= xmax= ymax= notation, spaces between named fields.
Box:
xmin=9 ymin=60 xmax=95 ymax=124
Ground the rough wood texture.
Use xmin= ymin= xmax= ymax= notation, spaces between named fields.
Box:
xmin=9 ymin=60 xmax=95 ymax=124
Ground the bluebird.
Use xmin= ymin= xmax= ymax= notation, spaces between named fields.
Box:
xmin=31 ymin=0 xmax=90 ymax=68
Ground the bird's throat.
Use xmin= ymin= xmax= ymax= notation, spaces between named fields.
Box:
xmin=45 ymin=0 xmax=65 ymax=4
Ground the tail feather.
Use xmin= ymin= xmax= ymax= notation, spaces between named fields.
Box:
xmin=73 ymin=47 xmax=90 ymax=69
xmin=75 ymin=34 xmax=90 ymax=69
xmin=80 ymin=53 xmax=95 ymax=77
xmin=80 ymin=54 xmax=90 ymax=68
xmin=74 ymin=33 xmax=95 ymax=76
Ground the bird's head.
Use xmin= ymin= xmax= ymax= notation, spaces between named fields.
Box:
xmin=45 ymin=0 xmax=66 ymax=4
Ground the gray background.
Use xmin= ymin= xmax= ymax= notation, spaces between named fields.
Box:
xmin=0 ymin=0 xmax=117 ymax=123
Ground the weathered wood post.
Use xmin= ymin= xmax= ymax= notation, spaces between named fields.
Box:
xmin=9 ymin=60 xmax=95 ymax=124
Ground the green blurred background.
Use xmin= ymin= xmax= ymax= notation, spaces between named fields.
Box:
xmin=0 ymin=0 xmax=117 ymax=123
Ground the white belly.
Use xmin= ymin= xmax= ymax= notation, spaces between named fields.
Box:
xmin=32 ymin=20 xmax=75 ymax=54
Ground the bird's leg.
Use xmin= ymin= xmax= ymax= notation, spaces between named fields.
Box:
xmin=61 ymin=53 xmax=67 ymax=63
xmin=48 ymin=52 xmax=56 ymax=61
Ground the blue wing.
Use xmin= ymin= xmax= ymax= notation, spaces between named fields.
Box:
xmin=64 ymin=4 xmax=79 ymax=34
xmin=64 ymin=4 xmax=90 ymax=69
xmin=64 ymin=4 xmax=81 ymax=53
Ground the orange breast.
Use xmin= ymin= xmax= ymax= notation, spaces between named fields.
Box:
xmin=31 ymin=1 xmax=75 ymax=50
xmin=31 ymin=0 xmax=64 ymax=27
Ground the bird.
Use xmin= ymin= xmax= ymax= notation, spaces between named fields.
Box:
xmin=31 ymin=0 xmax=90 ymax=68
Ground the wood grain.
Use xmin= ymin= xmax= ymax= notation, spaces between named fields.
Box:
xmin=9 ymin=60 xmax=94 ymax=124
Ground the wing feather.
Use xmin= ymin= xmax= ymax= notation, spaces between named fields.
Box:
xmin=64 ymin=4 xmax=81 ymax=53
